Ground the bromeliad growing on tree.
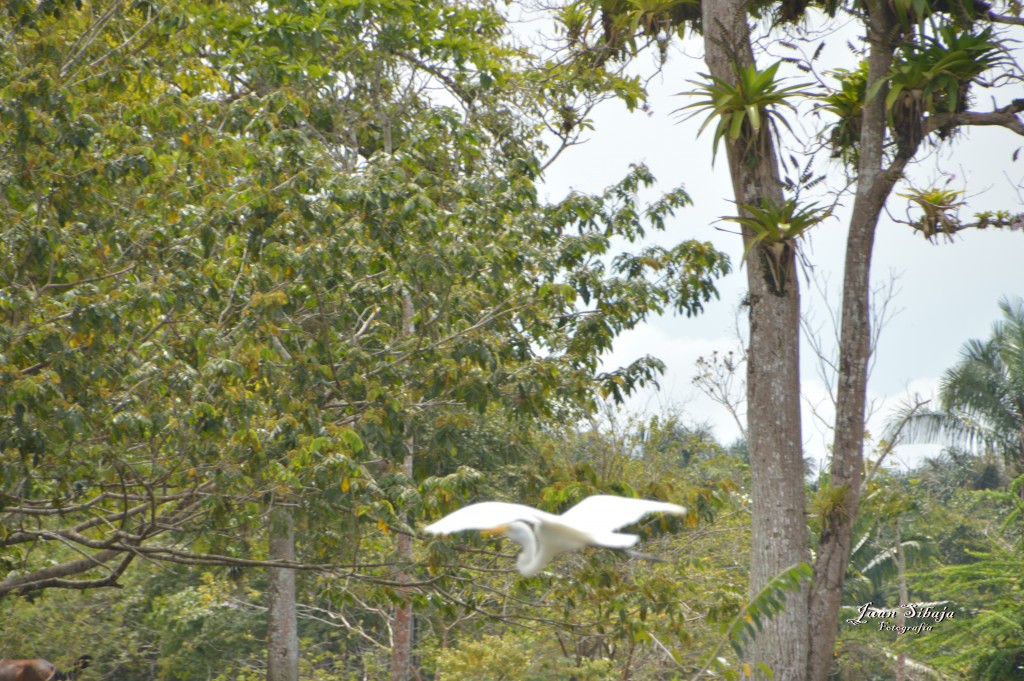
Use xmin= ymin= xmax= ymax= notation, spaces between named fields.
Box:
xmin=680 ymin=61 xmax=813 ymax=165
xmin=723 ymin=197 xmax=834 ymax=295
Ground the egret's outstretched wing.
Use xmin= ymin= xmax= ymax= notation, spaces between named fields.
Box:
xmin=558 ymin=495 xmax=686 ymax=534
xmin=424 ymin=501 xmax=558 ymax=535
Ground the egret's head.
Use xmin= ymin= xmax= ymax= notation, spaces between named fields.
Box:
xmin=479 ymin=521 xmax=541 ymax=575
xmin=479 ymin=521 xmax=535 ymax=552
xmin=497 ymin=521 xmax=535 ymax=548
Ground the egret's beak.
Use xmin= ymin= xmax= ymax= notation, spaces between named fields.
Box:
xmin=480 ymin=525 xmax=508 ymax=537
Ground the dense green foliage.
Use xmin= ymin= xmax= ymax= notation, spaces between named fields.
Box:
xmin=0 ymin=0 xmax=737 ymax=678
xmin=0 ymin=0 xmax=726 ymax=590
xmin=833 ymin=463 xmax=1024 ymax=680
xmin=3 ymin=411 xmax=760 ymax=680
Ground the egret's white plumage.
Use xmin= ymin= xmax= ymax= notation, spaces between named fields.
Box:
xmin=424 ymin=495 xmax=686 ymax=576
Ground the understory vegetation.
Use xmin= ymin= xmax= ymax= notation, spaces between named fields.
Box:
xmin=3 ymin=410 xmax=1022 ymax=679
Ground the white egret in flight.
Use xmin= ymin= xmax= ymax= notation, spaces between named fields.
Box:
xmin=424 ymin=494 xmax=686 ymax=576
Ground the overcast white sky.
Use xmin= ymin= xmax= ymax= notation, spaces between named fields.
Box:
xmin=538 ymin=32 xmax=1024 ymax=469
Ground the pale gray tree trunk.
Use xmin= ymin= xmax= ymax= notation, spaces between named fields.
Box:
xmin=807 ymin=3 xmax=910 ymax=678
xmin=390 ymin=293 xmax=417 ymax=681
xmin=267 ymin=506 xmax=299 ymax=681
xmin=390 ymin=487 xmax=415 ymax=681
xmin=700 ymin=1 xmax=810 ymax=677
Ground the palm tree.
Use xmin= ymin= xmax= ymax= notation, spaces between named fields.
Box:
xmin=903 ymin=297 xmax=1024 ymax=475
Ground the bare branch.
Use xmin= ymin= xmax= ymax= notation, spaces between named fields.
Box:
xmin=863 ymin=397 xmax=931 ymax=490
xmin=0 ymin=538 xmax=445 ymax=596
xmin=988 ymin=10 xmax=1024 ymax=26
xmin=0 ymin=548 xmax=124 ymax=594
xmin=38 ymin=265 xmax=136 ymax=293
xmin=926 ymin=100 xmax=1024 ymax=137
xmin=59 ymin=0 xmax=130 ymax=80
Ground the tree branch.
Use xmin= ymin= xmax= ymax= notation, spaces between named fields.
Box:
xmin=926 ymin=100 xmax=1024 ymax=137
xmin=0 ymin=537 xmax=443 ymax=596
xmin=0 ymin=548 xmax=124 ymax=594
xmin=59 ymin=0 xmax=130 ymax=79
xmin=988 ymin=10 xmax=1024 ymax=26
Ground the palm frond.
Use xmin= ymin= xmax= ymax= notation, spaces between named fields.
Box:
xmin=893 ymin=297 xmax=1024 ymax=468
xmin=693 ymin=562 xmax=813 ymax=679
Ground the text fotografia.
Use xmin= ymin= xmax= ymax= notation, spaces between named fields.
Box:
xmin=846 ymin=602 xmax=956 ymax=635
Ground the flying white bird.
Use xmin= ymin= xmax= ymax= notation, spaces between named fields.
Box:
xmin=424 ymin=494 xmax=686 ymax=576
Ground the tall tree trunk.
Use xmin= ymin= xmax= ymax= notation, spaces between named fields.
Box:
xmin=807 ymin=4 xmax=909 ymax=678
xmin=267 ymin=506 xmax=299 ymax=681
xmin=700 ymin=1 xmax=810 ymax=677
xmin=391 ymin=493 xmax=415 ymax=681
xmin=391 ymin=292 xmax=417 ymax=681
